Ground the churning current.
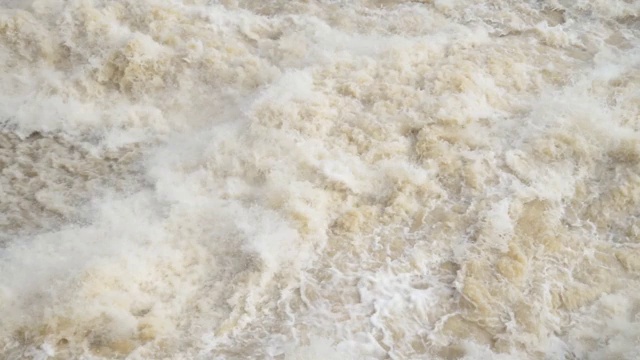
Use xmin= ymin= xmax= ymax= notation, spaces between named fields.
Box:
xmin=1 ymin=0 xmax=640 ymax=359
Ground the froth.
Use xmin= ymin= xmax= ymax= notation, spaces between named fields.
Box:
xmin=1 ymin=0 xmax=640 ymax=359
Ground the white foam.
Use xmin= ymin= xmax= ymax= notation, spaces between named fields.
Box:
xmin=1 ymin=0 xmax=640 ymax=359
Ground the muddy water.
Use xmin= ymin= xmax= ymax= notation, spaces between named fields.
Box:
xmin=1 ymin=1 xmax=639 ymax=359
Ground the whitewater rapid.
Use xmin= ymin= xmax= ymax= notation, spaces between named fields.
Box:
xmin=1 ymin=0 xmax=640 ymax=359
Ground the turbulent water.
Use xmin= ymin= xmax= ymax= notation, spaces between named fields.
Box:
xmin=1 ymin=0 xmax=639 ymax=359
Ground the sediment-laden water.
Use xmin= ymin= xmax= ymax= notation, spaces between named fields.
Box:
xmin=1 ymin=1 xmax=639 ymax=359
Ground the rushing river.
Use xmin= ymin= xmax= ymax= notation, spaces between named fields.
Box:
xmin=1 ymin=0 xmax=640 ymax=359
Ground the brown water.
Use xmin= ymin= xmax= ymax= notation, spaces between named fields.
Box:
xmin=1 ymin=0 xmax=639 ymax=359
